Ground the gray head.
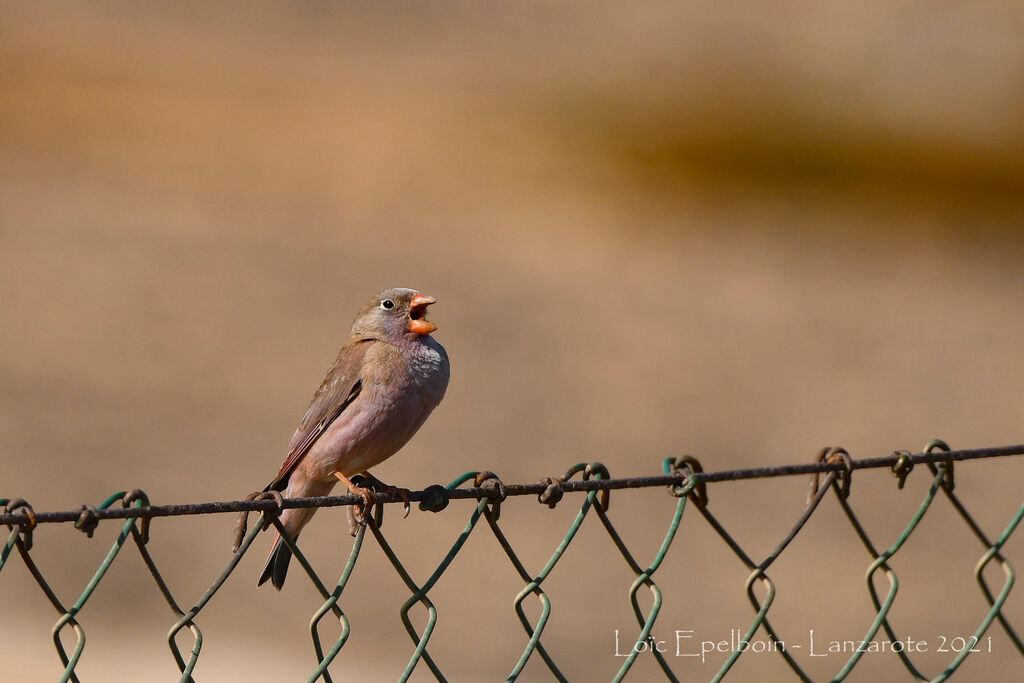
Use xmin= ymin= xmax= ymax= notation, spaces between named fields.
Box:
xmin=351 ymin=287 xmax=439 ymax=341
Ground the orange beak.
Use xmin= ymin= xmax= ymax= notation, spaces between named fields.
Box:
xmin=408 ymin=293 xmax=438 ymax=335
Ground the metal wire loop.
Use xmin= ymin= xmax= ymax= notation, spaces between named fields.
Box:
xmin=122 ymin=489 xmax=152 ymax=544
xmin=4 ymin=498 xmax=36 ymax=550
xmin=555 ymin=463 xmax=608 ymax=509
xmin=808 ymin=446 xmax=853 ymax=502
xmin=665 ymin=454 xmax=708 ymax=509
xmin=254 ymin=490 xmax=285 ymax=531
xmin=232 ymin=490 xmax=285 ymax=552
xmin=582 ymin=462 xmax=611 ymax=511
xmin=925 ymin=439 xmax=955 ymax=492
xmin=828 ymin=447 xmax=853 ymax=499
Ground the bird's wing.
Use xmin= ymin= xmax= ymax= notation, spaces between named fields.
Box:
xmin=264 ymin=338 xmax=373 ymax=492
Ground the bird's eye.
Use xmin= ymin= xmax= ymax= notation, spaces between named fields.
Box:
xmin=380 ymin=299 xmax=395 ymax=310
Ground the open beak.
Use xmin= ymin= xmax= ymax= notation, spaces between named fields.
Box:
xmin=408 ymin=293 xmax=438 ymax=335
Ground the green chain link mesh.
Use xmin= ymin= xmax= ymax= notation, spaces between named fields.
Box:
xmin=2 ymin=441 xmax=1021 ymax=681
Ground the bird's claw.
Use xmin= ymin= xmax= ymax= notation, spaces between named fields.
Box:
xmin=343 ymin=474 xmax=411 ymax=534
xmin=377 ymin=484 xmax=411 ymax=518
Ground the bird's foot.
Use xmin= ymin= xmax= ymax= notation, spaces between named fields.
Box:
xmin=338 ymin=472 xmax=412 ymax=535
xmin=353 ymin=473 xmax=410 ymax=509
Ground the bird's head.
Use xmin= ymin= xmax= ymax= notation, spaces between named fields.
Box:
xmin=352 ymin=288 xmax=439 ymax=340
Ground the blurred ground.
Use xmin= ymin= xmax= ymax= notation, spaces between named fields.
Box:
xmin=1 ymin=2 xmax=1022 ymax=681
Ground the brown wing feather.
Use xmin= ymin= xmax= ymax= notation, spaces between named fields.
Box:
xmin=264 ymin=339 xmax=373 ymax=492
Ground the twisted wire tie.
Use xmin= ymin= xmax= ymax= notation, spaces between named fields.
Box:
xmin=75 ymin=505 xmax=100 ymax=538
xmin=890 ymin=450 xmax=914 ymax=489
xmin=536 ymin=476 xmax=564 ymax=509
xmin=474 ymin=471 xmax=507 ymax=520
xmin=418 ymin=484 xmax=450 ymax=513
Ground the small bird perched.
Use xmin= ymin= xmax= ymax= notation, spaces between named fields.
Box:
xmin=258 ymin=288 xmax=450 ymax=589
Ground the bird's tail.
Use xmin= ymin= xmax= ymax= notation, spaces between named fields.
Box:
xmin=257 ymin=474 xmax=336 ymax=589
xmin=257 ymin=505 xmax=316 ymax=589
xmin=258 ymin=531 xmax=293 ymax=589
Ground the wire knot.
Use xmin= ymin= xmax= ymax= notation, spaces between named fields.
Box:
xmin=474 ymin=471 xmax=507 ymax=502
xmin=4 ymin=498 xmax=36 ymax=551
xmin=418 ymin=484 xmax=450 ymax=513
xmin=474 ymin=471 xmax=507 ymax=520
xmin=536 ymin=476 xmax=564 ymax=508
xmin=75 ymin=505 xmax=100 ymax=538
xmin=664 ymin=455 xmax=708 ymax=509
xmin=890 ymin=450 xmax=914 ymax=489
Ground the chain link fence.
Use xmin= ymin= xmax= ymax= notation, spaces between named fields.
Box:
xmin=2 ymin=440 xmax=1022 ymax=682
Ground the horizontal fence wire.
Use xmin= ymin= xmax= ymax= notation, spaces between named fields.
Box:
xmin=1 ymin=440 xmax=1022 ymax=682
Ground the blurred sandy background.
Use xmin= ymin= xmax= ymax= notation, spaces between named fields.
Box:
xmin=2 ymin=2 xmax=1023 ymax=681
